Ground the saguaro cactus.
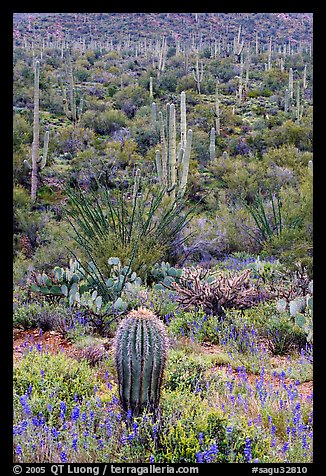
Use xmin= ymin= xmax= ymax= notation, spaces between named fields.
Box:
xmin=27 ymin=61 xmax=50 ymax=201
xmin=155 ymin=91 xmax=193 ymax=199
xmin=209 ymin=127 xmax=216 ymax=160
xmin=192 ymin=58 xmax=204 ymax=94
xmin=31 ymin=60 xmax=40 ymax=202
xmin=215 ymin=82 xmax=221 ymax=136
xmin=234 ymin=25 xmax=244 ymax=63
xmin=61 ymin=50 xmax=83 ymax=126
xmin=114 ymin=307 xmax=169 ymax=417
xmin=157 ymin=35 xmax=167 ymax=78
xmin=288 ymin=67 xmax=294 ymax=99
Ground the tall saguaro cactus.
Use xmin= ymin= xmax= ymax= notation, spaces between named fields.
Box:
xmin=61 ymin=50 xmax=83 ymax=126
xmin=28 ymin=61 xmax=50 ymax=201
xmin=192 ymin=58 xmax=204 ymax=94
xmin=288 ymin=67 xmax=294 ymax=99
xmin=209 ymin=127 xmax=216 ymax=160
xmin=180 ymin=91 xmax=187 ymax=149
xmin=155 ymin=91 xmax=193 ymax=199
xmin=215 ymin=81 xmax=221 ymax=135
xmin=31 ymin=60 xmax=40 ymax=202
xmin=114 ymin=307 xmax=169 ymax=417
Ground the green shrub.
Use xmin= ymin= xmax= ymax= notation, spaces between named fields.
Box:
xmin=80 ymin=109 xmax=128 ymax=135
xmin=13 ymin=350 xmax=99 ymax=424
xmin=164 ymin=350 xmax=211 ymax=392
xmin=158 ymin=389 xmax=270 ymax=462
xmin=167 ymin=309 xmax=220 ymax=343
xmin=13 ymin=301 xmax=73 ymax=332
xmin=263 ymin=313 xmax=307 ymax=355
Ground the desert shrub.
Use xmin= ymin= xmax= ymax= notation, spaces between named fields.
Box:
xmin=51 ymin=124 xmax=96 ymax=157
xmin=159 ymin=389 xmax=269 ymax=463
xmin=164 ymin=350 xmax=211 ymax=393
xmin=167 ymin=310 xmax=220 ymax=344
xmin=263 ymin=144 xmax=313 ymax=177
xmin=13 ymin=301 xmax=74 ymax=332
xmin=121 ymin=286 xmax=179 ymax=318
xmin=261 ymin=180 xmax=313 ymax=274
xmin=13 ymin=113 xmax=33 ymax=151
xmin=80 ymin=109 xmax=128 ymax=135
xmin=113 ymin=84 xmax=149 ymax=117
xmin=22 ymin=217 xmax=78 ymax=273
xmin=262 ymin=313 xmax=307 ymax=355
xmin=13 ymin=350 xmax=99 ymax=424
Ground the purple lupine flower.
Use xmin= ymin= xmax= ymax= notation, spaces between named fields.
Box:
xmin=15 ymin=444 xmax=23 ymax=456
xmin=71 ymin=406 xmax=80 ymax=421
xmin=196 ymin=451 xmax=204 ymax=463
xmin=60 ymin=452 xmax=67 ymax=462
xmin=59 ymin=402 xmax=66 ymax=419
xmin=19 ymin=395 xmax=31 ymax=416
xmin=226 ymin=426 xmax=233 ymax=437
xmin=244 ymin=437 xmax=252 ymax=462
xmin=282 ymin=442 xmax=290 ymax=452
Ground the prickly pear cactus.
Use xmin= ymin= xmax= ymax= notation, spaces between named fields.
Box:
xmin=114 ymin=307 xmax=169 ymax=417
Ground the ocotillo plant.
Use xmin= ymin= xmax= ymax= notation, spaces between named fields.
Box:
xmin=28 ymin=60 xmax=50 ymax=201
xmin=114 ymin=307 xmax=169 ymax=418
xmin=155 ymin=92 xmax=193 ymax=199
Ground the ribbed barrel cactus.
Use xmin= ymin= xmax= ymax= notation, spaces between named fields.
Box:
xmin=114 ymin=307 xmax=169 ymax=417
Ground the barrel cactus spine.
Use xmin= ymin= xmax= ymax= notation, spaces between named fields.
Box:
xmin=114 ymin=307 xmax=169 ymax=417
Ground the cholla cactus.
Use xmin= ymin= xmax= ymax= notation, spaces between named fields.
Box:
xmin=78 ymin=344 xmax=106 ymax=366
xmin=114 ymin=307 xmax=169 ymax=417
xmin=169 ymin=268 xmax=270 ymax=317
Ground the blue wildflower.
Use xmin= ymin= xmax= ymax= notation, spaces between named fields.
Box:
xmin=71 ymin=406 xmax=80 ymax=421
xmin=244 ymin=437 xmax=252 ymax=462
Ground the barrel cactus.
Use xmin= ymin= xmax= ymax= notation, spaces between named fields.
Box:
xmin=114 ymin=307 xmax=169 ymax=417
